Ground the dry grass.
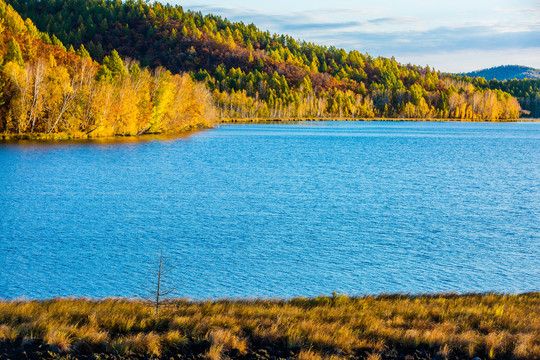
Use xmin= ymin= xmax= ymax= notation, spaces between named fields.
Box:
xmin=207 ymin=329 xmax=247 ymax=353
xmin=298 ymin=348 xmax=323 ymax=360
xmin=0 ymin=293 xmax=538 ymax=359
xmin=365 ymin=352 xmax=382 ymax=360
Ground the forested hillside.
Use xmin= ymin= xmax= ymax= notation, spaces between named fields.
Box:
xmin=464 ymin=65 xmax=540 ymax=81
xmin=485 ymin=78 xmax=540 ymax=117
xmin=451 ymin=74 xmax=540 ymax=117
xmin=7 ymin=0 xmax=522 ymax=121
xmin=457 ymin=65 xmax=540 ymax=117
xmin=0 ymin=0 xmax=214 ymax=137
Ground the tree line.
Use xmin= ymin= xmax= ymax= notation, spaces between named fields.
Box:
xmin=456 ymin=76 xmax=540 ymax=117
xmin=6 ymin=0 xmax=523 ymax=122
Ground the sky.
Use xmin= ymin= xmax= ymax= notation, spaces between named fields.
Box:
xmin=167 ymin=0 xmax=540 ymax=73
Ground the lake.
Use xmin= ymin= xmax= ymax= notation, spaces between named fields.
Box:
xmin=0 ymin=121 xmax=539 ymax=299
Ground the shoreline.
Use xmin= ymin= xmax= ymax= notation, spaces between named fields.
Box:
xmin=218 ymin=117 xmax=539 ymax=124
xmin=1 ymin=118 xmax=538 ymax=142
xmin=0 ymin=126 xmax=214 ymax=142
xmin=1 ymin=293 xmax=538 ymax=360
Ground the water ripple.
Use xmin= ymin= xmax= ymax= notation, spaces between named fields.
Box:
xmin=0 ymin=121 xmax=539 ymax=299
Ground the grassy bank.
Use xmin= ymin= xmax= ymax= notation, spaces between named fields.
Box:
xmin=0 ymin=124 xmax=213 ymax=141
xmin=0 ymin=293 xmax=539 ymax=359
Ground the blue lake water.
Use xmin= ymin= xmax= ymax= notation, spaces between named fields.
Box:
xmin=0 ymin=121 xmax=539 ymax=299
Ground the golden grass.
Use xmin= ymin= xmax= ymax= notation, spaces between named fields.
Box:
xmin=298 ymin=348 xmax=323 ymax=360
xmin=207 ymin=328 xmax=247 ymax=354
xmin=0 ymin=293 xmax=538 ymax=359
xmin=365 ymin=352 xmax=382 ymax=360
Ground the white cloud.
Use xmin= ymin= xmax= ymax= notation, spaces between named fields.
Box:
xmin=396 ymin=48 xmax=540 ymax=73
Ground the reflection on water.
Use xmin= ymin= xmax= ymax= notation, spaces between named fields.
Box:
xmin=0 ymin=132 xmax=200 ymax=147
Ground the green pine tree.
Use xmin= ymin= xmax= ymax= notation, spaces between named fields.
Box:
xmin=96 ymin=64 xmax=113 ymax=82
xmin=76 ymin=44 xmax=91 ymax=58
xmin=5 ymin=38 xmax=24 ymax=66
xmin=129 ymin=62 xmax=141 ymax=78
xmin=102 ymin=50 xmax=127 ymax=78
xmin=41 ymin=33 xmax=52 ymax=44
xmin=51 ymin=35 xmax=66 ymax=51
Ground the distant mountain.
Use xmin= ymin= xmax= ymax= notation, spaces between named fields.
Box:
xmin=463 ymin=65 xmax=540 ymax=81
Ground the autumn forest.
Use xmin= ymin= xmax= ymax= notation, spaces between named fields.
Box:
xmin=0 ymin=0 xmax=538 ymax=137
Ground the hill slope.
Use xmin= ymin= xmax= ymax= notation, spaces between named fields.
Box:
xmin=463 ymin=65 xmax=540 ymax=81
xmin=7 ymin=0 xmax=522 ymax=121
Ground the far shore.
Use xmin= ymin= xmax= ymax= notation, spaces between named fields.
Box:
xmin=218 ymin=117 xmax=539 ymax=124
